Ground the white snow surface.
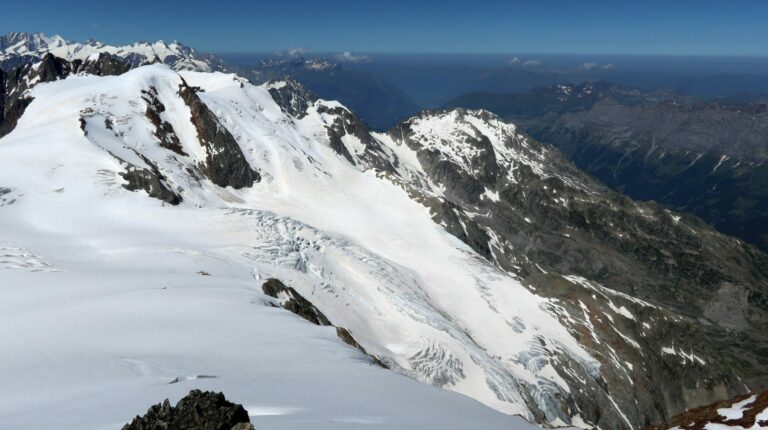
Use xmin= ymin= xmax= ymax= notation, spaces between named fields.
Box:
xmin=0 ymin=64 xmax=590 ymax=428
xmin=717 ymin=395 xmax=757 ymax=420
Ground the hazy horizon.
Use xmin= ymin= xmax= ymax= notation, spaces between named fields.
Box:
xmin=3 ymin=0 xmax=767 ymax=56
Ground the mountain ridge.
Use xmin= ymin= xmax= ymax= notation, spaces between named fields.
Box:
xmin=1 ymin=51 xmax=766 ymax=430
xmin=0 ymin=32 xmax=226 ymax=72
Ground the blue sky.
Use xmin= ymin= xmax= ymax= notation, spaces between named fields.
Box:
xmin=2 ymin=0 xmax=767 ymax=56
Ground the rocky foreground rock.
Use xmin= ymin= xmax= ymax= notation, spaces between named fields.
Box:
xmin=122 ymin=390 xmax=254 ymax=430
xmin=647 ymin=389 xmax=768 ymax=429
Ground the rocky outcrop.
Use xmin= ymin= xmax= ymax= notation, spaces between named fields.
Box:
xmin=178 ymin=81 xmax=259 ymax=189
xmin=122 ymin=389 xmax=253 ymax=430
xmin=265 ymin=78 xmax=317 ymax=119
xmin=121 ymin=164 xmax=183 ymax=206
xmin=647 ymin=389 xmax=768 ymax=429
xmin=261 ymin=278 xmax=386 ymax=367
xmin=315 ymin=103 xmax=380 ymax=165
xmin=71 ymin=52 xmax=132 ymax=76
xmin=262 ymin=278 xmax=331 ymax=326
xmin=313 ymin=101 xmax=405 ymax=175
xmin=142 ymin=86 xmax=187 ymax=155
xmin=78 ymin=103 xmax=184 ymax=206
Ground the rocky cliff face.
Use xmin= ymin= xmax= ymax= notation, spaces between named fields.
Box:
xmin=178 ymin=81 xmax=260 ymax=189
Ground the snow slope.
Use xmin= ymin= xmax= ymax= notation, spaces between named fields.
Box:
xmin=0 ymin=64 xmax=588 ymax=428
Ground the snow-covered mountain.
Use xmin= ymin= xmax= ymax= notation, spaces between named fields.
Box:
xmin=0 ymin=32 xmax=226 ymax=72
xmin=1 ymin=53 xmax=767 ymax=430
xmin=0 ymin=57 xmax=586 ymax=429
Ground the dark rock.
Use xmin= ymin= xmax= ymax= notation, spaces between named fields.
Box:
xmin=143 ymin=86 xmax=187 ymax=156
xmin=120 ymin=154 xmax=183 ymax=205
xmin=316 ymin=102 xmax=399 ymax=174
xmin=261 ymin=278 xmax=331 ymax=326
xmin=335 ymin=327 xmax=388 ymax=368
xmin=646 ymin=389 xmax=768 ymax=429
xmin=178 ymin=81 xmax=259 ymax=188
xmin=122 ymin=389 xmax=253 ymax=430
xmin=335 ymin=327 xmax=360 ymax=348
xmin=261 ymin=279 xmax=388 ymax=367
xmin=71 ymin=52 xmax=131 ymax=76
xmin=265 ymin=78 xmax=317 ymax=118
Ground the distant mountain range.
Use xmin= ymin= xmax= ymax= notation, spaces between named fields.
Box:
xmin=0 ymin=33 xmax=422 ymax=130
xmin=231 ymin=55 xmax=422 ymax=130
xmin=0 ymin=32 xmax=226 ymax=72
xmin=445 ymin=81 xmax=768 ymax=252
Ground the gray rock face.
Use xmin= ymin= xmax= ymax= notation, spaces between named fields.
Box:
xmin=261 ymin=278 xmax=387 ymax=368
xmin=266 ymin=78 xmax=317 ymax=119
xmin=305 ymin=99 xmax=768 ymax=428
xmin=120 ymin=161 xmax=183 ymax=206
xmin=262 ymin=278 xmax=331 ymax=326
xmin=314 ymin=102 xmax=395 ymax=173
xmin=178 ymin=81 xmax=260 ymax=189
xmin=143 ymin=86 xmax=187 ymax=156
xmin=122 ymin=389 xmax=253 ymax=430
